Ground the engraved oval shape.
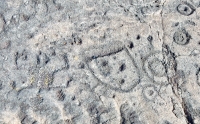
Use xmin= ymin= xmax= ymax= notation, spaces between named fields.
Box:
xmin=177 ymin=3 xmax=195 ymax=16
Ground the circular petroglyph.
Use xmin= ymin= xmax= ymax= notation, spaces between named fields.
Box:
xmin=177 ymin=2 xmax=195 ymax=16
xmin=142 ymin=85 xmax=157 ymax=101
xmin=173 ymin=28 xmax=191 ymax=45
xmin=143 ymin=51 xmax=167 ymax=83
xmin=148 ymin=58 xmax=166 ymax=77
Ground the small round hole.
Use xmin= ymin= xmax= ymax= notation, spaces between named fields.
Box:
xmin=184 ymin=7 xmax=188 ymax=12
xmin=120 ymin=79 xmax=125 ymax=84
xmin=136 ymin=35 xmax=140 ymax=40
xmin=147 ymin=35 xmax=153 ymax=42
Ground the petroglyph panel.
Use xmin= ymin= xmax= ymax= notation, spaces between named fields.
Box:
xmin=0 ymin=0 xmax=200 ymax=123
